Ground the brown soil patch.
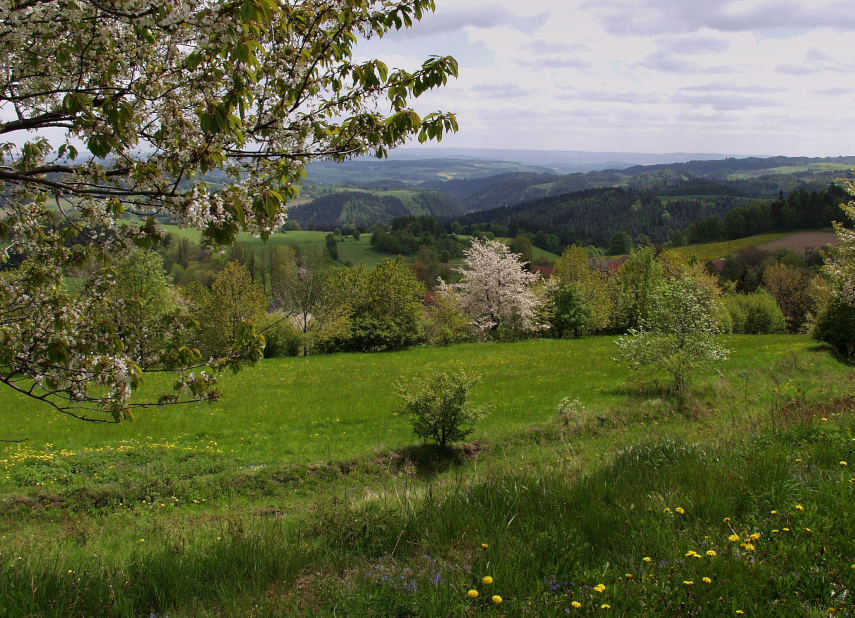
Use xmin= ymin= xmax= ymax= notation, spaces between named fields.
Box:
xmin=757 ymin=232 xmax=839 ymax=255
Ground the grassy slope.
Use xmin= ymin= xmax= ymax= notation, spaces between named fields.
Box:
xmin=2 ymin=336 xmax=853 ymax=617
xmin=0 ymin=335 xmax=845 ymax=475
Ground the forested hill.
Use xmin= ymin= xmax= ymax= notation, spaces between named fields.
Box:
xmin=287 ymin=189 xmax=464 ymax=230
xmin=456 ymin=187 xmax=672 ymax=247
xmin=428 ymin=155 xmax=855 ymax=214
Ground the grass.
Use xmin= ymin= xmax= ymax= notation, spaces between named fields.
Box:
xmin=1 ymin=335 xmax=854 ymax=617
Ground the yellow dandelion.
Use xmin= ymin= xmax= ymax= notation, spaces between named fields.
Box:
xmin=601 ymin=604 xmax=611 ymax=610
xmin=594 ymin=584 xmax=606 ymax=593
xmin=675 ymin=507 xmax=685 ymax=514
xmin=625 ymin=573 xmax=632 ymax=579
xmin=643 ymin=557 xmax=652 ymax=563
xmin=572 ymin=601 xmax=582 ymax=608
xmin=703 ymin=577 xmax=712 ymax=584
xmin=772 ymin=529 xmax=780 ymax=534
xmin=683 ymin=580 xmax=694 ymax=586
xmin=736 ymin=611 xmax=744 ymax=615
xmin=706 ymin=550 xmax=717 ymax=557
xmin=771 ymin=510 xmax=777 ymax=515
xmin=795 ymin=458 xmax=802 ymax=462
xmin=492 ymin=595 xmax=502 ymax=604
xmin=750 ymin=533 xmax=762 ymax=541
xmin=663 ymin=508 xmax=671 ymax=513
xmin=467 ymin=590 xmax=478 ymax=599
xmin=482 ymin=543 xmax=489 ymax=549
xmin=821 ymin=417 xmax=828 ymax=422
xmin=841 ymin=461 xmax=848 ymax=466
xmin=795 ymin=505 xmax=804 ymax=511
xmin=729 ymin=534 xmax=740 ymax=542
xmin=482 ymin=576 xmax=493 ymax=585
xmin=783 ymin=528 xmax=790 ymax=532
xmin=723 ymin=517 xmax=731 ymax=523
xmin=805 ymin=528 xmax=812 ymax=532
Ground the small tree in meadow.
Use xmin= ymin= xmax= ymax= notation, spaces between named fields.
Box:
xmin=615 ymin=276 xmax=729 ymax=393
xmin=397 ymin=371 xmax=491 ymax=448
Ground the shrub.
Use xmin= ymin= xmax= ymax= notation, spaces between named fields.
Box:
xmin=615 ymin=276 xmax=729 ymax=393
xmin=812 ymin=296 xmax=855 ymax=362
xmin=260 ymin=314 xmax=302 ymax=358
xmin=397 ymin=370 xmax=491 ymax=448
xmin=722 ymin=291 xmax=786 ymax=334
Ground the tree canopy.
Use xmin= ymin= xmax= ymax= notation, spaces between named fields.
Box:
xmin=0 ymin=0 xmax=457 ymax=420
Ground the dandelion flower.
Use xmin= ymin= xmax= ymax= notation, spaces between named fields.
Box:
xmin=736 ymin=611 xmax=744 ymax=615
xmin=772 ymin=529 xmax=780 ymax=534
xmin=675 ymin=507 xmax=685 ymax=514
xmin=663 ymin=508 xmax=671 ymax=513
xmin=482 ymin=543 xmax=489 ymax=549
xmin=783 ymin=528 xmax=790 ymax=532
xmin=741 ymin=543 xmax=756 ymax=551
xmin=601 ymin=604 xmax=611 ymax=609
xmin=572 ymin=601 xmax=582 ymax=608
xmin=684 ymin=580 xmax=694 ymax=586
xmin=841 ymin=461 xmax=848 ymax=466
xmin=482 ymin=576 xmax=493 ymax=585
xmin=468 ymin=590 xmax=478 ymax=599
xmin=625 ymin=573 xmax=632 ymax=579
xmin=703 ymin=577 xmax=712 ymax=583
xmin=729 ymin=534 xmax=740 ymax=542
xmin=492 ymin=595 xmax=502 ymax=604
xmin=706 ymin=550 xmax=717 ymax=557
xmin=643 ymin=557 xmax=652 ymax=563
xmin=594 ymin=584 xmax=606 ymax=593
xmin=805 ymin=528 xmax=812 ymax=532
xmin=723 ymin=517 xmax=731 ymax=523
xmin=795 ymin=505 xmax=805 ymax=511
xmin=750 ymin=533 xmax=761 ymax=541
xmin=771 ymin=510 xmax=777 ymax=515
xmin=821 ymin=417 xmax=828 ymax=422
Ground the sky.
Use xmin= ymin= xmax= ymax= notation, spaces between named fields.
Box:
xmin=356 ymin=0 xmax=855 ymax=157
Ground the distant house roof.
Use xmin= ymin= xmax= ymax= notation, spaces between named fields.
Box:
xmin=532 ymin=266 xmax=555 ymax=278
xmin=424 ymin=291 xmax=438 ymax=307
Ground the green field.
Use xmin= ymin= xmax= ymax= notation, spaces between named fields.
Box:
xmin=2 ymin=335 xmax=854 ymax=617
xmin=728 ymin=161 xmax=855 ymax=180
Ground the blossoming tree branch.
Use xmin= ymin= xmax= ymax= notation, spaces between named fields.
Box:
xmin=0 ymin=0 xmax=457 ymax=421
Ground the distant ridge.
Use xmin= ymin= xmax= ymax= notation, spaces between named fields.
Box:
xmin=383 ymin=147 xmax=762 ymax=173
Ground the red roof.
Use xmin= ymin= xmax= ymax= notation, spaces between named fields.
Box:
xmin=532 ymin=266 xmax=555 ymax=278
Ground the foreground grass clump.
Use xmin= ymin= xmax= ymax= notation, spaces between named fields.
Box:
xmin=2 ymin=404 xmax=854 ymax=617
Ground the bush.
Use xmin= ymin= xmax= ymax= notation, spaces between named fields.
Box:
xmin=722 ymin=291 xmax=786 ymax=334
xmin=812 ymin=296 xmax=855 ymax=362
xmin=260 ymin=314 xmax=302 ymax=358
xmin=397 ymin=370 xmax=491 ymax=448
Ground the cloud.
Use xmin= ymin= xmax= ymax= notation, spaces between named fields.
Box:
xmin=558 ymin=90 xmax=662 ymax=104
xmin=470 ymin=82 xmax=529 ymax=99
xmin=582 ymin=0 xmax=855 ymax=36
xmin=518 ymin=57 xmax=594 ymax=70
xmin=775 ymin=64 xmax=817 ymax=75
xmin=815 ymin=87 xmax=854 ymax=96
xmin=680 ymin=82 xmax=787 ymax=94
xmin=385 ymin=5 xmax=550 ymax=39
xmin=523 ymin=41 xmax=589 ymax=55
xmin=671 ymin=92 xmax=783 ymax=111
xmin=640 ymin=51 xmax=733 ymax=74
xmin=658 ymin=36 xmax=730 ymax=56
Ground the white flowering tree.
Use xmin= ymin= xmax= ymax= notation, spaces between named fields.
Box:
xmin=452 ymin=238 xmax=542 ymax=334
xmin=823 ymin=177 xmax=855 ymax=304
xmin=615 ymin=276 xmax=729 ymax=393
xmin=0 ymin=0 xmax=457 ymax=421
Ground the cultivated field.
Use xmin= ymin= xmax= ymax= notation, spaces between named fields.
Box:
xmin=757 ymin=231 xmax=839 ymax=254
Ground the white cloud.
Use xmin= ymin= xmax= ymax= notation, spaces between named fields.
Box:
xmin=372 ymin=0 xmax=855 ymax=156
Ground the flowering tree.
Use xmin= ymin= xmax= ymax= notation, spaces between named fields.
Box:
xmin=823 ymin=177 xmax=855 ymax=305
xmin=0 ymin=0 xmax=457 ymax=420
xmin=615 ymin=276 xmax=729 ymax=393
xmin=452 ymin=238 xmax=541 ymax=334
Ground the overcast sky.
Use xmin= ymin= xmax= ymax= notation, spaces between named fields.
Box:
xmin=357 ymin=0 xmax=855 ymax=156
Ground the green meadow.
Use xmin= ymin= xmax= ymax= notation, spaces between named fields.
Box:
xmin=2 ymin=335 xmax=854 ymax=617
